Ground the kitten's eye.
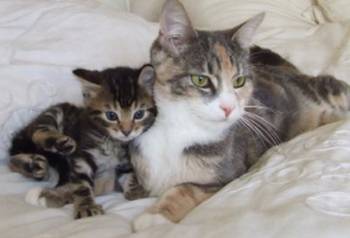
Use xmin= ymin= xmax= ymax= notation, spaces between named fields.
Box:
xmin=233 ymin=76 xmax=246 ymax=88
xmin=105 ymin=111 xmax=118 ymax=121
xmin=134 ymin=110 xmax=145 ymax=120
xmin=191 ymin=75 xmax=210 ymax=88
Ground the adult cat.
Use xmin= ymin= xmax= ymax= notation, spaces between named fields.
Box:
xmin=131 ymin=0 xmax=350 ymax=230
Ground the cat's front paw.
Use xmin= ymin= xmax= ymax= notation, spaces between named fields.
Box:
xmin=120 ymin=173 xmax=149 ymax=200
xmin=74 ymin=203 xmax=104 ymax=219
xmin=133 ymin=212 xmax=173 ymax=232
xmin=30 ymin=155 xmax=49 ymax=179
xmin=124 ymin=189 xmax=149 ymax=201
xmin=10 ymin=154 xmax=48 ymax=180
xmin=42 ymin=135 xmax=76 ymax=155
xmin=53 ymin=136 xmax=76 ymax=155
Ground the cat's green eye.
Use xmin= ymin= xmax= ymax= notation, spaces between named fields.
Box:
xmin=233 ymin=76 xmax=246 ymax=88
xmin=191 ymin=75 xmax=210 ymax=88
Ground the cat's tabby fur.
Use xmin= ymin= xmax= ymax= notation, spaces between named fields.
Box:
xmin=9 ymin=65 xmax=155 ymax=219
xmin=131 ymin=0 xmax=350 ymax=230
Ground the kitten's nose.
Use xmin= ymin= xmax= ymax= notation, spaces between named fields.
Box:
xmin=120 ymin=122 xmax=133 ymax=137
xmin=220 ymin=105 xmax=234 ymax=118
xmin=121 ymin=128 xmax=131 ymax=136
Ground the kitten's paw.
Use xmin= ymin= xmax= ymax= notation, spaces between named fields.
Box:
xmin=74 ymin=204 xmax=104 ymax=219
xmin=54 ymin=136 xmax=76 ymax=155
xmin=124 ymin=188 xmax=149 ymax=201
xmin=31 ymin=155 xmax=49 ymax=179
xmin=133 ymin=212 xmax=172 ymax=232
xmin=25 ymin=187 xmax=47 ymax=207
xmin=120 ymin=173 xmax=149 ymax=200
xmin=10 ymin=154 xmax=48 ymax=180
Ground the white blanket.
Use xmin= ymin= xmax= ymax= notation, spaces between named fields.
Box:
xmin=1 ymin=0 xmax=350 ymax=237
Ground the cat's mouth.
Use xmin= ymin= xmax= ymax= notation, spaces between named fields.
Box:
xmin=113 ymin=133 xmax=140 ymax=143
xmin=108 ymin=129 xmax=137 ymax=142
xmin=195 ymin=111 xmax=241 ymax=124
xmin=117 ymin=136 xmax=133 ymax=142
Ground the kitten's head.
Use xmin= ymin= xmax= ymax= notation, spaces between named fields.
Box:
xmin=152 ymin=0 xmax=264 ymax=127
xmin=73 ymin=65 xmax=157 ymax=142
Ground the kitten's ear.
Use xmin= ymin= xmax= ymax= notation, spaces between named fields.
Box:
xmin=159 ymin=0 xmax=196 ymax=56
xmin=73 ymin=68 xmax=102 ymax=101
xmin=232 ymin=13 xmax=265 ymax=49
xmin=138 ymin=65 xmax=155 ymax=95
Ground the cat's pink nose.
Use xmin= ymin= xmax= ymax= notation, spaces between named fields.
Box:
xmin=220 ymin=105 xmax=234 ymax=118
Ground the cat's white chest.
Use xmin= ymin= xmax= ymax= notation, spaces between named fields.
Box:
xmin=136 ymin=125 xmax=180 ymax=194
xmin=135 ymin=113 xmax=225 ymax=195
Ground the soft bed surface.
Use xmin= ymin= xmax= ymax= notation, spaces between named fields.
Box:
xmin=2 ymin=118 xmax=350 ymax=238
xmin=1 ymin=0 xmax=350 ymax=237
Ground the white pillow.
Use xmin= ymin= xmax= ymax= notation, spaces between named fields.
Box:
xmin=11 ymin=1 xmax=158 ymax=69
xmin=97 ymin=0 xmax=129 ymax=11
xmin=129 ymin=0 xmax=315 ymax=27
xmin=318 ymin=0 xmax=350 ymax=22
xmin=129 ymin=0 xmax=166 ymax=22
xmin=0 ymin=0 xmax=129 ymax=65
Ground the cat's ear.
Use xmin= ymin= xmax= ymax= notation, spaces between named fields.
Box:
xmin=73 ymin=68 xmax=102 ymax=101
xmin=138 ymin=65 xmax=155 ymax=95
xmin=232 ymin=12 xmax=265 ymax=49
xmin=159 ymin=0 xmax=196 ymax=56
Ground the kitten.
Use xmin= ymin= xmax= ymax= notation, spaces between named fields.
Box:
xmin=131 ymin=0 xmax=350 ymax=231
xmin=9 ymin=65 xmax=156 ymax=219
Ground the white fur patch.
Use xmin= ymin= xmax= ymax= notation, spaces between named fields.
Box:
xmin=134 ymin=96 xmax=232 ymax=195
xmin=133 ymin=212 xmax=173 ymax=232
xmin=25 ymin=187 xmax=47 ymax=207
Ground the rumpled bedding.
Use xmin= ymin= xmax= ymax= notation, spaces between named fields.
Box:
xmin=0 ymin=0 xmax=350 ymax=237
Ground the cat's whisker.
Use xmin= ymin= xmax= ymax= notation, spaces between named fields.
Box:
xmin=239 ymin=119 xmax=263 ymax=146
xmin=244 ymin=105 xmax=278 ymax=114
xmin=243 ymin=113 xmax=281 ymax=146
xmin=247 ymin=116 xmax=281 ymax=144
xmin=248 ymin=99 xmax=284 ymax=114
xmin=239 ymin=118 xmax=270 ymax=148
xmin=245 ymin=112 xmax=280 ymax=132
xmin=245 ymin=117 xmax=279 ymax=146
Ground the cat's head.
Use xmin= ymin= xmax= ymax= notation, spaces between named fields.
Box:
xmin=151 ymin=0 xmax=264 ymax=128
xmin=73 ymin=65 xmax=157 ymax=142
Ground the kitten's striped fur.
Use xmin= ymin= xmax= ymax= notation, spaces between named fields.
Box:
xmin=9 ymin=65 xmax=156 ymax=219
